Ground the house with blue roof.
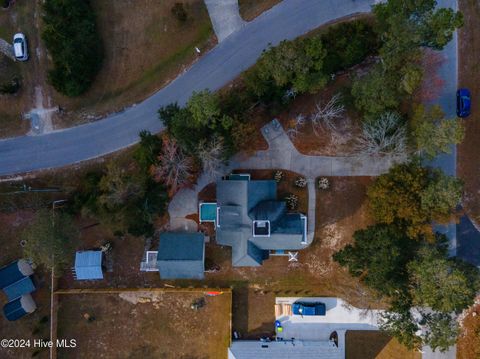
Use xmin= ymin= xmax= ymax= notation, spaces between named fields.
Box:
xmin=157 ymin=232 xmax=205 ymax=280
xmin=215 ymin=179 xmax=308 ymax=267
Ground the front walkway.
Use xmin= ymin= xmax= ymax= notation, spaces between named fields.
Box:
xmin=168 ymin=119 xmax=404 ymax=240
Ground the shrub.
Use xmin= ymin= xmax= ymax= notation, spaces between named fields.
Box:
xmin=274 ymin=170 xmax=283 ymax=183
xmin=284 ymin=194 xmax=298 ymax=210
xmin=0 ymin=77 xmax=20 ymax=95
xmin=294 ymin=177 xmax=307 ymax=188
xmin=42 ymin=0 xmax=103 ymax=96
xmin=171 ymin=3 xmax=188 ymax=22
xmin=318 ymin=177 xmax=329 ymax=190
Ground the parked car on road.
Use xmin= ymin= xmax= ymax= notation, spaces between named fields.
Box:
xmin=13 ymin=33 xmax=28 ymax=61
xmin=292 ymin=301 xmax=326 ymax=316
xmin=457 ymin=88 xmax=471 ymax=118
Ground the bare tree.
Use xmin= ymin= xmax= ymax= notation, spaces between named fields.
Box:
xmin=198 ymin=137 xmax=224 ymax=180
xmin=286 ymin=113 xmax=306 ymax=140
xmin=355 ymin=112 xmax=407 ymax=157
xmin=151 ymin=137 xmax=193 ymax=193
xmin=310 ymin=93 xmax=345 ymax=135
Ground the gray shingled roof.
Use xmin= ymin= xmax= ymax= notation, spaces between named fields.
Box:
xmin=228 ymin=340 xmax=342 ymax=359
xmin=216 ymin=179 xmax=306 ymax=267
xmin=157 ymin=232 xmax=205 ymax=279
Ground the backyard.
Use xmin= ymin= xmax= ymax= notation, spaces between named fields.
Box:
xmin=55 ymin=290 xmax=231 ymax=359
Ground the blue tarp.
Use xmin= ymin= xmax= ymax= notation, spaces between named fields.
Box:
xmin=75 ymin=251 xmax=103 ymax=280
xmin=3 ymin=276 xmax=35 ymax=301
xmin=3 ymin=297 xmax=27 ymax=321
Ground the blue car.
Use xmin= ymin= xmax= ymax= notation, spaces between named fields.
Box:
xmin=457 ymin=88 xmax=471 ymax=118
xmin=292 ymin=302 xmax=326 ymax=316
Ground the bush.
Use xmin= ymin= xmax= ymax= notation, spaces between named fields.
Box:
xmin=42 ymin=0 xmax=103 ymax=96
xmin=321 ymin=20 xmax=380 ymax=74
xmin=171 ymin=3 xmax=188 ymax=22
xmin=0 ymin=77 xmax=20 ymax=95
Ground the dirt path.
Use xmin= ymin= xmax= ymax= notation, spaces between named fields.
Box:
xmin=24 ymin=1 xmax=57 ymax=135
xmin=0 ymin=38 xmax=15 ymax=60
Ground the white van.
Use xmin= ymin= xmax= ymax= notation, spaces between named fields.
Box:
xmin=13 ymin=33 xmax=28 ymax=61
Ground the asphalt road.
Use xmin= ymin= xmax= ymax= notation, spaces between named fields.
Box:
xmin=0 ymin=0 xmax=374 ymax=176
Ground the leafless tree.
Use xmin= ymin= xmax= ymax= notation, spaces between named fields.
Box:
xmin=198 ymin=138 xmax=224 ymax=180
xmin=310 ymin=93 xmax=345 ymax=135
xmin=355 ymin=112 xmax=407 ymax=157
xmin=151 ymin=137 xmax=193 ymax=193
xmin=286 ymin=113 xmax=306 ymax=140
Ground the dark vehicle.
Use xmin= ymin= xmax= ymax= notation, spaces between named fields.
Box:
xmin=292 ymin=301 xmax=326 ymax=316
xmin=457 ymin=88 xmax=471 ymax=118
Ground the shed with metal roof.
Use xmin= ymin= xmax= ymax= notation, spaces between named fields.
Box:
xmin=74 ymin=251 xmax=103 ymax=280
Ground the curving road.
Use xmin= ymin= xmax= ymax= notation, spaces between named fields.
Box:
xmin=0 ymin=0 xmax=375 ymax=176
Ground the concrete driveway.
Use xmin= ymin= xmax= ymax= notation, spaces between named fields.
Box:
xmin=275 ymin=297 xmax=381 ymax=341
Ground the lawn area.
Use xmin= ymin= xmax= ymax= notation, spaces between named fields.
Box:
xmin=238 ymin=0 xmax=282 ymax=21
xmin=346 ymin=331 xmax=421 ymax=359
xmin=458 ymin=0 xmax=480 ymax=225
xmin=54 ymin=0 xmax=215 ymax=128
xmin=55 ymin=290 xmax=231 ymax=359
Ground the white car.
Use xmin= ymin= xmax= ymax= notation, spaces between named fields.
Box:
xmin=13 ymin=33 xmax=28 ymax=61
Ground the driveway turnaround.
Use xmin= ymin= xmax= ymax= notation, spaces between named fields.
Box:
xmin=0 ymin=0 xmax=375 ymax=176
xmin=167 ymin=119 xmax=402 ymax=242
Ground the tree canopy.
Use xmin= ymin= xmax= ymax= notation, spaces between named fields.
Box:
xmin=410 ymin=104 xmax=464 ymax=159
xmin=333 ymin=223 xmax=417 ymax=296
xmin=408 ymin=247 xmax=480 ymax=313
xmin=42 ymin=0 xmax=103 ymax=96
xmin=367 ymin=162 xmax=462 ymax=238
xmin=159 ymin=90 xmax=235 ymax=157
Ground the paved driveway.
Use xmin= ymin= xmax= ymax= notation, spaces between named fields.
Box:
xmin=275 ymin=297 xmax=381 ymax=342
xmin=0 ymin=0 xmax=375 ymax=176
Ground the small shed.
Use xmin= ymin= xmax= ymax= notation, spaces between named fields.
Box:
xmin=3 ymin=294 xmax=36 ymax=321
xmin=157 ymin=232 xmax=205 ymax=280
xmin=3 ymin=276 xmax=35 ymax=302
xmin=74 ymin=251 xmax=103 ymax=280
xmin=0 ymin=259 xmax=33 ymax=289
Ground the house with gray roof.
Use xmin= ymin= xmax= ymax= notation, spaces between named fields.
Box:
xmin=228 ymin=338 xmax=343 ymax=359
xmin=215 ymin=179 xmax=307 ymax=266
xmin=157 ymin=232 xmax=205 ymax=279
